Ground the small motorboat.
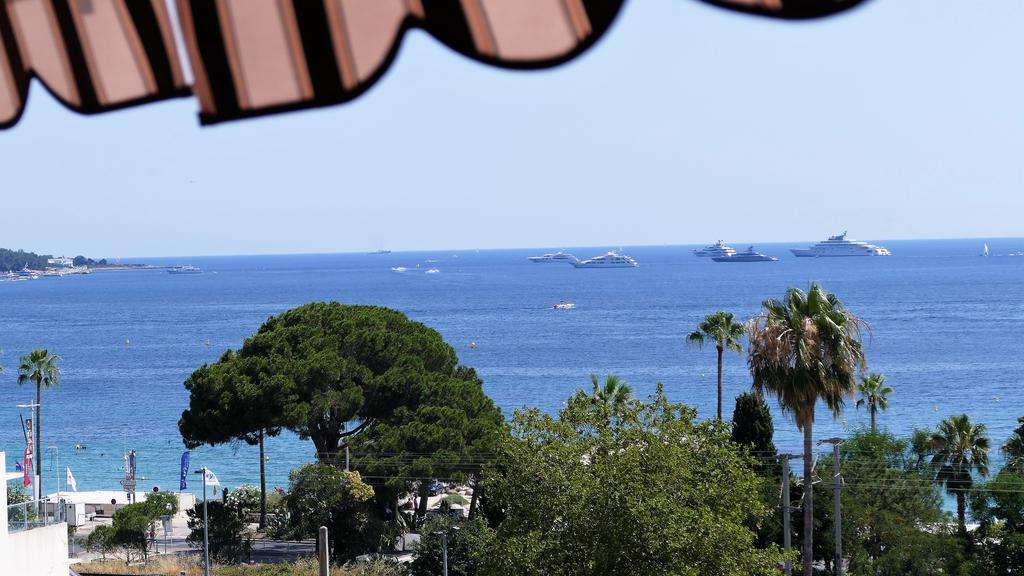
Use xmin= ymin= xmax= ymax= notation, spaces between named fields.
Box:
xmin=553 ymin=301 xmax=576 ymax=310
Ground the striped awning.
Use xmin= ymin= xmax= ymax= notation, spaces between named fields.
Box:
xmin=0 ymin=0 xmax=869 ymax=128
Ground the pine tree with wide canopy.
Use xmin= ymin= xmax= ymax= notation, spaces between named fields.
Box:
xmin=179 ymin=351 xmax=289 ymax=528
xmin=182 ymin=302 xmax=503 ymax=519
xmin=747 ymin=284 xmax=865 ymax=576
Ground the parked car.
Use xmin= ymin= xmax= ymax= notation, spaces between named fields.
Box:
xmin=427 ymin=480 xmax=444 ymax=496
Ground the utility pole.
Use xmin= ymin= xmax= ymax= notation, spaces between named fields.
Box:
xmin=819 ymin=438 xmax=845 ymax=576
xmin=432 ymin=526 xmax=459 ymax=576
xmin=779 ymin=453 xmax=802 ymax=576
xmin=194 ymin=468 xmax=210 ymax=576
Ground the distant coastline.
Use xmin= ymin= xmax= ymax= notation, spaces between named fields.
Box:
xmin=0 ymin=247 xmax=155 ymax=280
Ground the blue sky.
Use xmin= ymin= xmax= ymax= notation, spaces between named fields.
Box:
xmin=1 ymin=0 xmax=1022 ymax=258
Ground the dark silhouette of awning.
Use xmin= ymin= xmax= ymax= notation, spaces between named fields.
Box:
xmin=0 ymin=0 xmax=869 ymax=129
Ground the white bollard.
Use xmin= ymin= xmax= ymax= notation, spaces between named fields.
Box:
xmin=318 ymin=525 xmax=329 ymax=576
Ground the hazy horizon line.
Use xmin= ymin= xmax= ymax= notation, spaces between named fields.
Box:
xmin=95 ymin=234 xmax=1023 ymax=261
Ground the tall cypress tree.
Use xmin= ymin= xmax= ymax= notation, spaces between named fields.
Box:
xmin=731 ymin=392 xmax=777 ymax=463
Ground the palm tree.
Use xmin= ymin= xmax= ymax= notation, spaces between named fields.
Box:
xmin=687 ymin=311 xmax=745 ymax=421
xmin=747 ymin=284 xmax=865 ymax=576
xmin=589 ymin=374 xmax=632 ymax=423
xmin=1003 ymin=417 xmax=1024 ymax=473
xmin=929 ymin=414 xmax=990 ymax=533
xmin=17 ymin=349 xmax=61 ymax=496
xmin=855 ymin=373 xmax=893 ymax=433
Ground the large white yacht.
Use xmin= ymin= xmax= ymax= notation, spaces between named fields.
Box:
xmin=790 ymin=232 xmax=891 ymax=257
xmin=573 ymin=251 xmax=639 ymax=268
xmin=713 ymin=246 xmax=778 ymax=262
xmin=528 ymin=250 xmax=579 ymax=264
xmin=693 ymin=240 xmax=737 ymax=258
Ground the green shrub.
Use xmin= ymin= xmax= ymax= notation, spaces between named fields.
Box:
xmin=283 ymin=464 xmax=375 ymax=561
xmin=411 ymin=516 xmax=493 ymax=576
xmin=144 ymin=491 xmax=180 ymax=516
xmin=226 ymin=484 xmax=261 ymax=516
xmin=187 ymin=501 xmax=251 ymax=564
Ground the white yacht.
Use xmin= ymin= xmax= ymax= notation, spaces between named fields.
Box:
xmin=528 ymin=250 xmax=579 ymax=264
xmin=790 ymin=232 xmax=891 ymax=257
xmin=713 ymin=246 xmax=778 ymax=262
xmin=693 ymin=240 xmax=737 ymax=258
xmin=168 ymin=265 xmax=203 ymax=274
xmin=573 ymin=251 xmax=639 ymax=268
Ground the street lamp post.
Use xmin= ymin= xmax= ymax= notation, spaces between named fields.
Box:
xmin=162 ymin=502 xmax=173 ymax=554
xmin=194 ymin=468 xmax=210 ymax=576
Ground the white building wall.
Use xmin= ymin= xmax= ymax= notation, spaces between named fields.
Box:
xmin=1 ymin=453 xmax=8 ymax=574
xmin=1 ymin=451 xmax=69 ymax=576
xmin=8 ymin=524 xmax=69 ymax=576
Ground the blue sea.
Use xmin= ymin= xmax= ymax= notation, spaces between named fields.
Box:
xmin=1 ymin=238 xmax=1022 ymax=497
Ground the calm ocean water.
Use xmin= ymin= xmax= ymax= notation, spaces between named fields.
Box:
xmin=1 ymin=238 xmax=1022 ymax=496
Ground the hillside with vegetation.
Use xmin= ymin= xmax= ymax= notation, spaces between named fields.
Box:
xmin=0 ymin=248 xmax=110 ymax=272
xmin=0 ymin=248 xmax=52 ymax=272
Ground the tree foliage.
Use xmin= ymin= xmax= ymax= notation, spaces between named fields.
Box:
xmin=87 ymin=496 xmax=180 ymax=565
xmin=411 ymin=516 xmax=494 ymax=576
xmin=747 ymin=284 xmax=865 ymax=576
xmin=587 ymin=373 xmax=632 ymax=423
xmin=928 ymin=414 xmax=990 ymax=533
xmin=970 ymin=467 xmax=1024 ymax=573
xmin=687 ymin=310 xmax=746 ymax=420
xmin=180 ymin=349 xmax=288 ymax=527
xmin=226 ymin=484 xmax=262 ymax=517
xmin=181 ymin=302 xmax=503 ymax=538
xmin=282 ymin=463 xmax=375 ymax=561
xmin=1002 ymin=416 xmax=1024 ymax=473
xmin=829 ymin=430 xmax=968 ymax=575
xmin=0 ymin=248 xmax=51 ymax=272
xmin=482 ymin=385 xmax=784 ymax=576
xmin=855 ymin=373 xmax=893 ymax=433
xmin=180 ymin=350 xmax=287 ymax=448
xmin=72 ymin=255 xmax=107 ymax=267
xmin=730 ymin=392 xmax=777 ymax=460
xmin=236 ymin=303 xmax=460 ymax=458
xmin=17 ymin=349 xmax=61 ymax=495
xmin=187 ymin=500 xmax=251 ymax=564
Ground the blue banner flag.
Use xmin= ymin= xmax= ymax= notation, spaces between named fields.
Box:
xmin=180 ymin=452 xmax=190 ymax=491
